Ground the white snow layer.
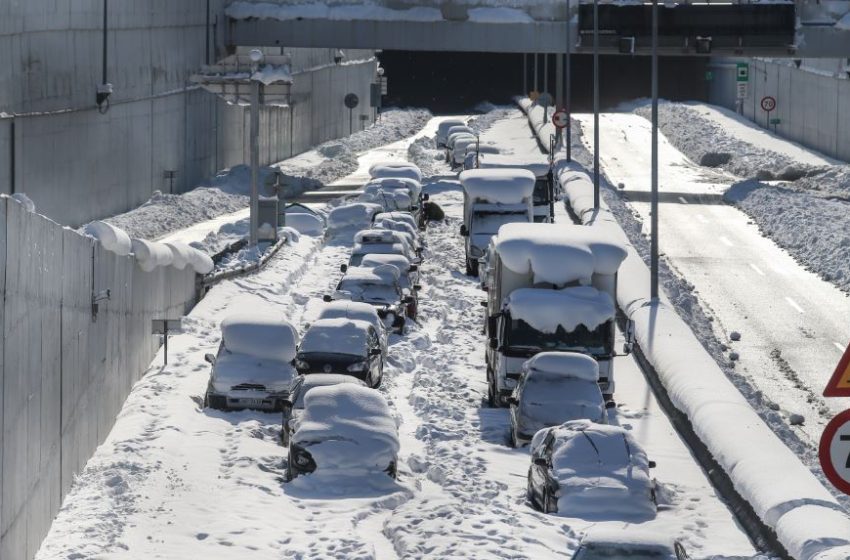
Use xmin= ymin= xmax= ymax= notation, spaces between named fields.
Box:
xmin=327 ymin=202 xmax=383 ymax=231
xmin=285 ymin=212 xmax=325 ymax=235
xmin=221 ymin=313 xmax=298 ymax=363
xmin=505 ymin=286 xmax=614 ymax=333
xmin=522 ymin=95 xmax=850 ymax=557
xmin=299 ymin=318 xmax=371 ymax=355
xmin=369 ymin=161 xmax=423 ymax=183
xmin=460 ymin=168 xmax=536 ymax=204
xmin=10 ymin=192 xmax=36 ymax=212
xmin=83 ymin=220 xmax=133 ymax=256
xmin=522 ymin=351 xmax=600 ymax=383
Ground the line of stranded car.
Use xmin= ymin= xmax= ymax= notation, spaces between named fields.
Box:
xmin=204 ymin=160 xmax=428 ymax=481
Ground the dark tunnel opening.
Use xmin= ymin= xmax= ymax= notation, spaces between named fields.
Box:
xmin=378 ymin=51 xmax=710 ymax=114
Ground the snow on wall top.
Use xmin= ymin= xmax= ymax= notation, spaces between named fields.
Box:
xmin=522 ymin=351 xmax=599 ymax=382
xmin=369 ymin=161 xmax=422 ymax=183
xmin=478 ymin=153 xmax=550 ymax=178
xmin=504 ymin=286 xmax=615 ymax=333
xmin=294 ymin=384 xmax=399 ymax=472
xmin=459 ymin=168 xmax=536 ymax=204
xmin=221 ymin=312 xmax=299 ymax=362
xmin=299 ymin=318 xmax=372 ymax=355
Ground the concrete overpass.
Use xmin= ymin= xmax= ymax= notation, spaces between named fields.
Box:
xmin=225 ymin=0 xmax=850 ymax=57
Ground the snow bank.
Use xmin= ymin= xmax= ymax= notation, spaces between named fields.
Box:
xmin=188 ymin=249 xmax=214 ymax=274
xmin=221 ymin=313 xmax=298 ymax=363
xmin=131 ymin=238 xmax=173 ymax=271
xmin=505 ymin=287 xmax=614 ymax=333
xmin=327 ymin=202 xmax=382 ymax=231
xmin=164 ymin=242 xmax=192 ymax=270
xmin=83 ymin=221 xmax=132 ymax=256
xmin=545 ymin=148 xmax=850 ymax=557
xmin=460 ymin=168 xmax=536 ymax=204
xmin=522 ymin=351 xmax=599 ymax=383
xmin=285 ymin=212 xmax=325 ymax=236
xmin=299 ymin=318 xmax=371 ymax=355
xmin=369 ymin=161 xmax=422 ymax=183
xmin=294 ymin=384 xmax=399 ymax=473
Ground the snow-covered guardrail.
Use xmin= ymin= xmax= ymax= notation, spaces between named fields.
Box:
xmin=517 ymin=100 xmax=850 ymax=560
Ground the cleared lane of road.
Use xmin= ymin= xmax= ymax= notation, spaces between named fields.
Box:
xmin=575 ymin=112 xmax=850 ymax=450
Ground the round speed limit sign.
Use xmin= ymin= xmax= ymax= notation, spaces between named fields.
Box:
xmin=820 ymin=409 xmax=850 ymax=495
xmin=552 ymin=109 xmax=569 ymax=129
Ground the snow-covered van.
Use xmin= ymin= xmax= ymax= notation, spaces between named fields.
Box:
xmin=435 ymin=119 xmax=467 ymax=147
xmin=458 ymin=169 xmax=536 ymax=276
xmin=478 ymin=153 xmax=555 ymax=223
xmin=481 ymin=223 xmax=630 ymax=405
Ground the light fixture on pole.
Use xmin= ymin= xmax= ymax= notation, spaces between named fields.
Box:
xmin=592 ymin=0 xmax=600 ymax=209
xmin=650 ymin=0 xmax=659 ymax=300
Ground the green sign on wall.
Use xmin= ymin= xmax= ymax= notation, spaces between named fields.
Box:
xmin=736 ymin=63 xmax=749 ymax=82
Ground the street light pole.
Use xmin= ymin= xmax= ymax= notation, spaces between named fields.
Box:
xmin=249 ymin=49 xmax=263 ymax=247
xmin=650 ymin=0 xmax=659 ymax=300
xmin=592 ymin=0 xmax=600 ymax=209
xmin=565 ymin=0 xmax=572 ymax=161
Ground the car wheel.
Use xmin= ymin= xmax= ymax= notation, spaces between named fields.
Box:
xmin=467 ymin=258 xmax=479 ymax=277
xmin=285 ymin=453 xmax=295 ymax=481
xmin=486 ymin=366 xmax=497 ymax=408
xmin=373 ymin=367 xmax=383 ymax=389
xmin=542 ymin=486 xmax=552 ymax=514
xmin=280 ymin=427 xmax=289 ymax=448
xmin=509 ymin=425 xmax=519 ymax=448
xmin=526 ymin=471 xmax=535 ymax=504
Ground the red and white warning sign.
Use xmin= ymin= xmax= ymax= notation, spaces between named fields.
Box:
xmin=819 ymin=409 xmax=850 ymax=496
xmin=824 ymin=342 xmax=850 ymax=397
xmin=552 ymin=109 xmax=569 ymax=129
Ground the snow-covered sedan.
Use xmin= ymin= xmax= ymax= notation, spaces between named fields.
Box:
xmin=527 ymin=420 xmax=657 ymax=519
xmin=360 ymin=253 xmax=421 ymax=319
xmin=571 ymin=528 xmax=690 ymax=560
xmin=279 ymin=374 xmax=368 ymax=447
xmin=294 ymin=318 xmax=384 ymax=387
xmin=325 ymin=265 xmax=412 ymax=332
xmin=374 ymin=216 xmax=422 ymax=255
xmin=368 ymin=161 xmax=422 ymax=183
xmin=508 ymin=352 xmax=611 ymax=447
xmin=287 ymin=384 xmax=400 ymax=480
xmin=348 ymin=229 xmax=418 ymax=267
xmin=435 ymin=119 xmax=467 ymax=147
xmin=204 ymin=313 xmax=299 ymax=412
xmin=312 ymin=300 xmax=388 ymax=354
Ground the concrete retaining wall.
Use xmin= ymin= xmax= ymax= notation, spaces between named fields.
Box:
xmin=709 ymin=57 xmax=850 ymax=162
xmin=0 ymin=0 xmax=377 ymax=227
xmin=0 ymin=198 xmax=198 ymax=560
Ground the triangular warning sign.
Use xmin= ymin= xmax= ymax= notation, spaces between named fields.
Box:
xmin=824 ymin=343 xmax=850 ymax=397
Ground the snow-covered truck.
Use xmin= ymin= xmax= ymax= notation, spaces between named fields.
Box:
xmin=458 ymin=168 xmax=536 ymax=276
xmin=481 ymin=223 xmax=630 ymax=405
xmin=477 ymin=153 xmax=555 ymax=223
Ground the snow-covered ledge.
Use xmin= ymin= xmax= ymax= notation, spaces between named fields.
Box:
xmin=517 ymin=99 xmax=850 ymax=560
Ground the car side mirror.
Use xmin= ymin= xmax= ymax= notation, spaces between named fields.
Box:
xmin=369 ymin=348 xmax=382 ymax=356
xmin=410 ymin=205 xmax=419 ymax=212
xmin=648 ymin=460 xmax=657 ymax=469
xmin=480 ymin=301 xmax=488 ymax=307
xmin=422 ymin=193 xmax=430 ymax=201
xmin=506 ymin=396 xmax=519 ymax=406
xmin=340 ymin=264 xmax=348 ymax=273
xmin=204 ymin=353 xmax=216 ymax=365
xmin=281 ymin=400 xmax=293 ymax=414
xmin=408 ymin=264 xmax=418 ymax=272
xmin=622 ymin=342 xmax=634 ymax=355
xmin=322 ymin=294 xmax=332 ymax=302
xmin=403 ymin=295 xmax=414 ymax=304
xmin=459 ymin=225 xmax=468 ymax=237
xmin=605 ymin=401 xmax=617 ymax=409
xmin=414 ymin=284 xmax=422 ymax=291
xmin=487 ymin=314 xmax=500 ymax=335
xmin=488 ymin=337 xmax=498 ymax=350
xmin=533 ymin=457 xmax=547 ymax=467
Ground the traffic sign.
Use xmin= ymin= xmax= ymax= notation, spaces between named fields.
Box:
xmin=819 ymin=410 xmax=850 ymax=495
xmin=760 ymin=96 xmax=776 ymax=112
xmin=824 ymin=342 xmax=850 ymax=397
xmin=736 ymin=82 xmax=748 ymax=100
xmin=736 ymin=63 xmax=749 ymax=82
xmin=344 ymin=93 xmax=359 ymax=109
xmin=552 ymin=109 xmax=569 ymax=129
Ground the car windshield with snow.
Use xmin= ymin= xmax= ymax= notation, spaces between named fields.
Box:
xmin=279 ymin=374 xmax=368 ymax=447
xmin=287 ymin=384 xmax=400 ymax=480
xmin=313 ymin=300 xmax=388 ymax=354
xmin=509 ymin=352 xmax=608 ymax=447
xmin=328 ymin=266 xmax=411 ymax=331
xmin=294 ymin=318 xmax=384 ymax=387
xmin=571 ymin=528 xmax=689 ymax=560
xmin=528 ymin=420 xmax=657 ymax=519
xmin=204 ymin=313 xmax=299 ymax=412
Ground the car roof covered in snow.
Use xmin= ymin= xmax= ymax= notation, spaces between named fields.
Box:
xmin=478 ymin=153 xmax=550 ymax=178
xmin=368 ymin=161 xmax=422 ymax=183
xmin=447 ymin=125 xmax=473 ymax=136
xmin=579 ymin=527 xmax=676 ymax=552
xmin=492 ymin=222 xmax=627 ymax=284
xmin=375 ymin=212 xmax=417 ymax=227
xmin=294 ymin=384 xmax=399 ymax=471
xmin=533 ymin=420 xmax=650 ymax=471
xmin=516 ymin=375 xmax=605 ymax=432
xmin=299 ymin=318 xmax=373 ymax=355
xmin=460 ymin=168 xmax=536 ymax=204
xmin=522 ymin=352 xmax=599 ymax=383
xmin=505 ymin=287 xmax=615 ymax=333
xmin=354 ymin=228 xmax=405 ymax=245
xmin=327 ymin=202 xmax=382 ymax=229
xmin=365 ymin=177 xmax=422 ymax=199
xmin=221 ymin=312 xmax=298 ymax=363
xmin=316 ymin=301 xmax=383 ymax=328
xmin=341 ymin=264 xmax=401 ymax=283
xmin=361 ymin=253 xmax=412 ymax=271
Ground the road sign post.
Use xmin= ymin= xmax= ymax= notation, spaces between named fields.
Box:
xmin=819 ymin=409 xmax=850 ymax=496
xmin=152 ymin=319 xmax=182 ymax=366
xmin=736 ymin=63 xmax=749 ymax=115
xmin=761 ymin=95 xmax=777 ymax=131
xmin=344 ymin=93 xmax=359 ymax=135
xmin=552 ymin=109 xmax=569 ymax=129
xmin=824 ymin=342 xmax=850 ymax=397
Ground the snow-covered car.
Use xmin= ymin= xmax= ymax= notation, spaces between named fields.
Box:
xmin=435 ymin=119 xmax=467 ymax=147
xmin=374 ymin=211 xmax=418 ymax=234
xmin=527 ymin=420 xmax=657 ymax=519
xmin=294 ymin=318 xmax=384 ymax=387
xmin=366 ymin=177 xmax=428 ymax=228
xmin=359 ymin=184 xmax=413 ymax=213
xmin=571 ymin=528 xmax=690 ymax=560
xmin=280 ymin=374 xmax=368 ymax=447
xmin=463 ymin=144 xmax=500 ymax=171
xmin=360 ymin=253 xmax=421 ymax=319
xmin=348 ymin=228 xmax=418 ymax=266
xmin=325 ymin=265 xmax=412 ymax=332
xmin=312 ymin=300 xmax=389 ymax=354
xmin=446 ymin=125 xmax=474 ymax=150
xmin=508 ymin=352 xmax=610 ymax=447
xmin=368 ymin=161 xmax=422 ymax=183
xmin=287 ymin=384 xmax=400 ymax=480
xmin=374 ymin=216 xmax=422 ymax=254
xmin=204 ymin=313 xmax=299 ymax=412
xmin=451 ymin=135 xmax=478 ymax=169
xmin=326 ymin=202 xmax=382 ymax=233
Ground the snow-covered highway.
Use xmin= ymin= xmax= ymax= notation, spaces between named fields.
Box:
xmin=35 ymin=111 xmax=760 ymax=559
xmin=574 ymin=112 xmax=850 ymax=454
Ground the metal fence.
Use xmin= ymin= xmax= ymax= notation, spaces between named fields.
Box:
xmin=0 ymin=198 xmax=198 ymax=560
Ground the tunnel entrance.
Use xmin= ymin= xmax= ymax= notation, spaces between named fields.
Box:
xmin=378 ymin=51 xmax=710 ymax=113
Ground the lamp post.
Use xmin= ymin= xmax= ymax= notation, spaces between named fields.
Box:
xmin=592 ymin=0 xmax=600 ymax=209
xmin=650 ymin=0 xmax=660 ymax=300
xmin=249 ymin=49 xmax=263 ymax=247
xmin=565 ymin=0 xmax=572 ymax=161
